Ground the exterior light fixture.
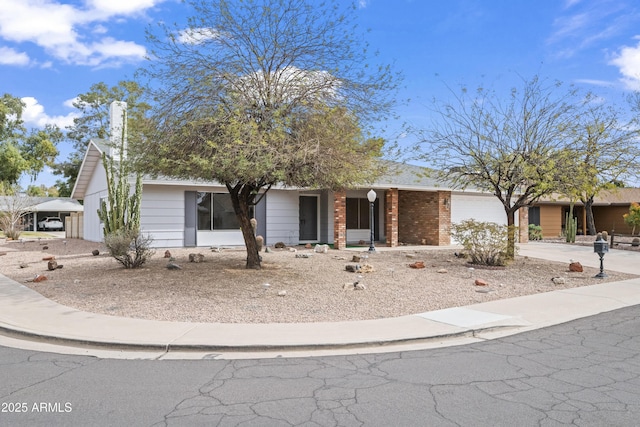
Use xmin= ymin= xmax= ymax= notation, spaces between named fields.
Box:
xmin=367 ymin=189 xmax=377 ymax=252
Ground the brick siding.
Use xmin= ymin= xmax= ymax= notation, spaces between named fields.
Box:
xmin=333 ymin=191 xmax=346 ymax=249
xmin=398 ymin=190 xmax=451 ymax=246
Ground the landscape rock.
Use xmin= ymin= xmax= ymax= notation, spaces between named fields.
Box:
xmin=314 ymin=244 xmax=329 ymax=254
xmin=274 ymin=242 xmax=286 ymax=249
xmin=19 ymin=262 xmax=28 ymax=268
xmin=345 ymin=264 xmax=361 ymax=273
xmin=42 ymin=246 xmax=48 ymax=250
xmin=474 ymin=278 xmax=489 ymax=286
xmin=437 ymin=268 xmax=448 ymax=274
xmin=277 ymin=290 xmax=287 ymax=297
xmin=552 ymin=277 xmax=566 ymax=285
xmin=351 ymin=255 xmax=361 ymax=262
xmin=409 ymin=261 xmax=425 ymax=269
xmin=354 ymin=283 xmax=366 ymax=290
xmin=166 ymin=262 xmax=182 ymax=270
xmin=42 ymin=256 xmax=55 ymax=261
xmin=304 ymin=243 xmax=312 ymax=249
xmin=0 ymin=251 xmax=6 ymax=256
xmin=360 ymin=264 xmax=375 ymax=273
xmin=164 ymin=250 xmax=171 ymax=258
xmin=265 ymin=246 xmax=272 ymax=253
xmin=189 ymin=253 xmax=205 ymax=263
xmin=295 ymin=253 xmax=311 ymax=258
xmin=569 ymin=261 xmax=583 ymax=272
xmin=33 ymin=274 xmax=47 ymax=283
xmin=92 ymin=249 xmax=100 ymax=256
xmin=288 ymin=247 xmax=297 ymax=253
xmin=47 ymin=260 xmax=58 ymax=271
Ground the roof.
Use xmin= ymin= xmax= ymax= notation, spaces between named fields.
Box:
xmin=0 ymin=196 xmax=83 ymax=212
xmin=71 ymin=139 xmax=109 ymax=200
xmin=537 ymin=188 xmax=640 ymax=206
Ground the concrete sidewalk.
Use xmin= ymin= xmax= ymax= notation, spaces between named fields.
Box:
xmin=1 ymin=242 xmax=639 ymax=358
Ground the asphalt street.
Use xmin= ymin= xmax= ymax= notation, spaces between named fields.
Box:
xmin=1 ymin=304 xmax=639 ymax=426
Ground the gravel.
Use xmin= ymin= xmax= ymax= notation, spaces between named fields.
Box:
xmin=0 ymin=238 xmax=635 ymax=324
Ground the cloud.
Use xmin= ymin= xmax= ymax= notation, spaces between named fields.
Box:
xmin=177 ymin=27 xmax=221 ymax=45
xmin=0 ymin=46 xmax=30 ymax=65
xmin=0 ymin=0 xmax=165 ymax=67
xmin=21 ymin=97 xmax=79 ymax=129
xmin=610 ymin=40 xmax=640 ymax=90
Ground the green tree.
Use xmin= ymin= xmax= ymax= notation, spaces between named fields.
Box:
xmin=0 ymin=94 xmax=61 ymax=186
xmin=138 ymin=0 xmax=399 ymax=269
xmin=26 ymin=184 xmax=59 ymax=197
xmin=565 ymin=93 xmax=640 ymax=235
xmin=417 ymin=76 xmax=579 ymax=259
xmin=52 ymin=81 xmax=151 ymax=196
xmin=623 ymin=202 xmax=640 ymax=235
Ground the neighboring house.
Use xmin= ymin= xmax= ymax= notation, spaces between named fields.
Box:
xmin=530 ymin=188 xmax=640 ymax=237
xmin=71 ymin=102 xmax=527 ymax=249
xmin=0 ymin=195 xmax=84 ymax=232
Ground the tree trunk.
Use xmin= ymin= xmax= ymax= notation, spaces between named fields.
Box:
xmin=228 ymin=184 xmax=261 ymax=270
xmin=506 ymin=210 xmax=516 ymax=260
xmin=584 ymin=196 xmax=596 ymax=235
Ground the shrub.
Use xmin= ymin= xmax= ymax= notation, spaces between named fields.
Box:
xmin=451 ymin=219 xmax=512 ymax=266
xmin=528 ymin=224 xmax=543 ymax=241
xmin=0 ymin=213 xmax=23 ymax=240
xmin=104 ymin=230 xmax=155 ymax=269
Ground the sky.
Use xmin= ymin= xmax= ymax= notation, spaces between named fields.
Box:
xmin=2 ymin=0 xmax=640 ymax=190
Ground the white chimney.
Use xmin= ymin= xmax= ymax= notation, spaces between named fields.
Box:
xmin=109 ymin=101 xmax=127 ymax=161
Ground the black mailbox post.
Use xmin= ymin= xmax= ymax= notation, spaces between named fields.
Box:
xmin=593 ymin=235 xmax=609 ymax=278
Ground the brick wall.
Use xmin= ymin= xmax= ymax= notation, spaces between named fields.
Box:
xmin=385 ymin=188 xmax=398 ymax=247
xmin=333 ymin=191 xmax=346 ymax=249
xmin=398 ymin=190 xmax=451 ymax=245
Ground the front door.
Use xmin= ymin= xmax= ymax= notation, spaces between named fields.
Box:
xmin=299 ymin=196 xmax=318 ymax=241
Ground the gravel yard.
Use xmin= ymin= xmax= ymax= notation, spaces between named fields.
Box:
xmin=0 ymin=237 xmax=635 ymax=324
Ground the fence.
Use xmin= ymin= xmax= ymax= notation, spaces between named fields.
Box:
xmin=65 ymin=212 xmax=83 ymax=239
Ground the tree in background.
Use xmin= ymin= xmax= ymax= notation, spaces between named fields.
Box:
xmin=26 ymin=184 xmax=59 ymax=197
xmin=0 ymin=94 xmax=61 ymax=189
xmin=0 ymin=191 xmax=34 ymax=240
xmin=417 ymin=76 xmax=580 ymax=259
xmin=624 ymin=202 xmax=640 ymax=235
xmin=138 ymin=0 xmax=400 ymax=269
xmin=52 ymin=81 xmax=150 ymax=196
xmin=565 ymin=93 xmax=640 ymax=235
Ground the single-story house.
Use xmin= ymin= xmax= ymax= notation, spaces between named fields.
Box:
xmin=70 ymin=102 xmax=528 ymax=248
xmin=530 ymin=188 xmax=640 ymax=237
xmin=0 ymin=195 xmax=84 ymax=232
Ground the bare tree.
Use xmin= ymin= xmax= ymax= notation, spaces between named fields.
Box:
xmin=137 ymin=0 xmax=400 ymax=269
xmin=0 ymin=190 xmax=34 ymax=240
xmin=417 ymin=76 xmax=580 ymax=258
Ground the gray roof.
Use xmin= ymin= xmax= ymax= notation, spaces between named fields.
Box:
xmin=0 ymin=196 xmax=83 ymax=212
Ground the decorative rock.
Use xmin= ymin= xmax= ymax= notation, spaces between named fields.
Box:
xmin=33 ymin=274 xmax=47 ymax=283
xmin=288 ymin=247 xmax=297 ymax=253
xmin=274 ymin=242 xmax=286 ymax=249
xmin=277 ymin=290 xmax=287 ymax=297
xmin=256 ymin=235 xmax=264 ymax=252
xmin=42 ymin=246 xmax=49 ymax=250
xmin=354 ymin=283 xmax=366 ymax=290
xmin=409 ymin=261 xmax=425 ymax=269
xmin=42 ymin=256 xmax=55 ymax=261
xmin=47 ymin=260 xmax=58 ymax=271
xmin=352 ymin=255 xmax=361 ymax=262
xmin=360 ymin=264 xmax=375 ymax=273
xmin=345 ymin=264 xmax=361 ymax=273
xmin=551 ymin=277 xmax=566 ymax=285
xmin=92 ymin=249 xmax=100 ymax=256
xmin=304 ymin=243 xmax=312 ymax=249
xmin=164 ymin=250 xmax=172 ymax=258
xmin=166 ymin=262 xmax=182 ymax=270
xmin=314 ymin=244 xmax=329 ymax=254
xmin=295 ymin=253 xmax=312 ymax=258
xmin=265 ymin=246 xmax=272 ymax=253
xmin=436 ymin=268 xmax=448 ymax=274
xmin=19 ymin=262 xmax=28 ymax=268
xmin=405 ymin=253 xmax=415 ymax=259
xmin=569 ymin=262 xmax=583 ymax=272
xmin=189 ymin=253 xmax=205 ymax=263
xmin=474 ymin=278 xmax=489 ymax=286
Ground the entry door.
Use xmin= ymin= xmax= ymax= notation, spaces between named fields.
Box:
xmin=299 ymin=196 xmax=319 ymax=241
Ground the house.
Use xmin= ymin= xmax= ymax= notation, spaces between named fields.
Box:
xmin=0 ymin=195 xmax=83 ymax=232
xmin=71 ymin=102 xmax=528 ymax=248
xmin=530 ymin=188 xmax=640 ymax=237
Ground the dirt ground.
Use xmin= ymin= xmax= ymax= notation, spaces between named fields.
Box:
xmin=0 ymin=237 xmax=635 ymax=324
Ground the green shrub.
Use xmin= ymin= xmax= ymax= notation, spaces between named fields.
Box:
xmin=451 ymin=219 xmax=512 ymax=266
xmin=528 ymin=224 xmax=543 ymax=241
xmin=104 ymin=230 xmax=155 ymax=269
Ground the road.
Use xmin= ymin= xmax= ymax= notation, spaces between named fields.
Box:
xmin=1 ymin=305 xmax=640 ymax=426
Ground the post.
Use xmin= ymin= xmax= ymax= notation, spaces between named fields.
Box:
xmin=367 ymin=189 xmax=377 ymax=252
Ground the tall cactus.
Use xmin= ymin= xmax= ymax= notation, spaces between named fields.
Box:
xmin=565 ymin=203 xmax=577 ymax=243
xmin=97 ymin=106 xmax=142 ymax=237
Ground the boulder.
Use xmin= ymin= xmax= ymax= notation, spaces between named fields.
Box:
xmin=474 ymin=278 xmax=489 ymax=286
xmin=189 ymin=253 xmax=205 ymax=263
xmin=92 ymin=249 xmax=100 ymax=256
xmin=345 ymin=264 xmax=361 ymax=273
xmin=314 ymin=244 xmax=329 ymax=254
xmin=33 ymin=275 xmax=48 ymax=283
xmin=47 ymin=260 xmax=58 ymax=271
xmin=409 ymin=261 xmax=425 ymax=269
xmin=352 ymin=255 xmax=361 ymax=262
xmin=164 ymin=250 xmax=172 ymax=258
xmin=569 ymin=261 xmax=583 ymax=272
xmin=274 ymin=242 xmax=286 ymax=249
xmin=551 ymin=277 xmax=566 ymax=285
xmin=304 ymin=243 xmax=312 ymax=249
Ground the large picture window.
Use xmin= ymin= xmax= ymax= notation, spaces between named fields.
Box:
xmin=197 ymin=192 xmax=240 ymax=231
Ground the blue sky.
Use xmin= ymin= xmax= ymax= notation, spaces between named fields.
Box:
xmin=2 ymin=0 xmax=640 ymax=189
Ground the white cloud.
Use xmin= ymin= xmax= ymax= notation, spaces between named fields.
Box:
xmin=610 ymin=40 xmax=640 ymax=90
xmin=0 ymin=0 xmax=164 ymax=67
xmin=0 ymin=46 xmax=30 ymax=65
xmin=177 ymin=27 xmax=221 ymax=45
xmin=21 ymin=97 xmax=79 ymax=129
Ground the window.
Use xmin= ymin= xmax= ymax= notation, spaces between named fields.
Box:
xmin=197 ymin=192 xmax=240 ymax=230
xmin=346 ymin=198 xmax=371 ymax=229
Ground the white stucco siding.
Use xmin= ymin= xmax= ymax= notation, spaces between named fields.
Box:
xmin=140 ymin=185 xmax=186 ymax=247
xmin=265 ymin=190 xmax=299 ymax=245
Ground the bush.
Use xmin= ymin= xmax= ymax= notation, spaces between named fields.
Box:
xmin=0 ymin=213 xmax=23 ymax=240
xmin=528 ymin=224 xmax=543 ymax=241
xmin=104 ymin=230 xmax=155 ymax=269
xmin=451 ymin=219 xmax=512 ymax=266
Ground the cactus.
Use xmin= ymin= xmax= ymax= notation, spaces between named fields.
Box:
xmin=97 ymin=107 xmax=142 ymax=237
xmin=565 ymin=211 xmax=577 ymax=243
